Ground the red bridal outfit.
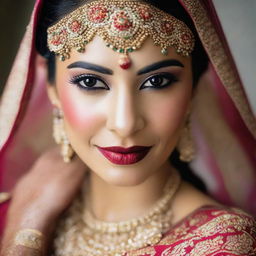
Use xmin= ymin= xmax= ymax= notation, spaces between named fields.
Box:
xmin=0 ymin=0 xmax=256 ymax=255
xmin=126 ymin=206 xmax=255 ymax=256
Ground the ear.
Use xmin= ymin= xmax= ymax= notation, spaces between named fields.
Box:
xmin=35 ymin=54 xmax=62 ymax=109
xmin=47 ymin=84 xmax=62 ymax=109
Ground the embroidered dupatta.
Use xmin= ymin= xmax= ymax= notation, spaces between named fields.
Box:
xmin=0 ymin=0 xmax=256 ymax=240
xmin=126 ymin=205 xmax=256 ymax=256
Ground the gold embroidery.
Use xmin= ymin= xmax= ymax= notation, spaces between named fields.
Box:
xmin=126 ymin=247 xmax=156 ymax=256
xmin=181 ymin=0 xmax=256 ymax=137
xmin=188 ymin=212 xmax=208 ymax=226
xmin=193 ymin=213 xmax=255 ymax=237
xmin=161 ymin=240 xmax=191 ymax=256
xmin=132 ymin=207 xmax=256 ymax=256
xmin=54 ymin=205 xmax=256 ymax=256
xmin=189 ymin=236 xmax=225 ymax=256
xmin=159 ymin=224 xmax=191 ymax=245
xmin=161 ymin=236 xmax=224 ymax=256
xmin=224 ymin=233 xmax=255 ymax=254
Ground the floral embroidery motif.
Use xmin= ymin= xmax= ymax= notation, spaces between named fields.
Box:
xmin=225 ymin=233 xmax=255 ymax=254
xmin=127 ymin=206 xmax=256 ymax=256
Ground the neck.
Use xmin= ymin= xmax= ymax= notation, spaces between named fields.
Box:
xmin=86 ymin=161 xmax=175 ymax=222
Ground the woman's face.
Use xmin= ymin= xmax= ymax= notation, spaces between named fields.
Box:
xmin=51 ymin=35 xmax=193 ymax=186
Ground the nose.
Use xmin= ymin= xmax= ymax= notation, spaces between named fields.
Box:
xmin=106 ymin=87 xmax=145 ymax=138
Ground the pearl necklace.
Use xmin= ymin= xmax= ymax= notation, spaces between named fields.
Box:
xmin=53 ymin=170 xmax=181 ymax=256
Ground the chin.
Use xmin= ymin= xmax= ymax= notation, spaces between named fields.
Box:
xmin=94 ymin=166 xmax=152 ymax=187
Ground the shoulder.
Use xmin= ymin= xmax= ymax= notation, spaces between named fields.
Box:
xmin=159 ymin=205 xmax=256 ymax=255
xmin=127 ymin=205 xmax=256 ymax=256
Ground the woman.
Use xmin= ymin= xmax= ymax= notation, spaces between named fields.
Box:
xmin=0 ymin=0 xmax=256 ymax=255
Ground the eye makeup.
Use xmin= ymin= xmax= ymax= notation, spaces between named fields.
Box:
xmin=69 ymin=74 xmax=109 ymax=91
xmin=68 ymin=70 xmax=180 ymax=92
xmin=140 ymin=72 xmax=179 ymax=90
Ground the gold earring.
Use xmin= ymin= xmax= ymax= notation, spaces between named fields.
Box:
xmin=53 ymin=108 xmax=74 ymax=163
xmin=177 ymin=116 xmax=196 ymax=162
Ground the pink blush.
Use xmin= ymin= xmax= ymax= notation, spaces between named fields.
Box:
xmin=59 ymin=86 xmax=95 ymax=131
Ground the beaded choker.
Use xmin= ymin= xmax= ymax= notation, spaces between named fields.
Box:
xmin=53 ymin=169 xmax=181 ymax=256
xmin=47 ymin=0 xmax=195 ymax=69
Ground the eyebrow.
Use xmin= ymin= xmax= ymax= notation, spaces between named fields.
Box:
xmin=137 ymin=59 xmax=184 ymax=75
xmin=67 ymin=61 xmax=113 ymax=75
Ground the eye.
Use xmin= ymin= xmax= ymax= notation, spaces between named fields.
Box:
xmin=140 ymin=73 xmax=178 ymax=90
xmin=69 ymin=74 xmax=109 ymax=90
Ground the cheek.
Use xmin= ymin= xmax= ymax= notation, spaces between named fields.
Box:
xmin=149 ymin=87 xmax=191 ymax=136
xmin=58 ymin=84 xmax=98 ymax=132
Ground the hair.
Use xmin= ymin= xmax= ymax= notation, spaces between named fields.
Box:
xmin=36 ymin=0 xmax=208 ymax=192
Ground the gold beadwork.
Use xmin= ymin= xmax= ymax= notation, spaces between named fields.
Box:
xmin=47 ymin=0 xmax=195 ymax=68
xmin=53 ymin=169 xmax=181 ymax=256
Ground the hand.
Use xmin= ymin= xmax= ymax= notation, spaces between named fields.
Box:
xmin=5 ymin=147 xmax=87 ymax=234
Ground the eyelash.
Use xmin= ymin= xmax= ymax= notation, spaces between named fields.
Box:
xmin=69 ymin=74 xmax=109 ymax=91
xmin=69 ymin=72 xmax=178 ymax=91
xmin=140 ymin=73 xmax=178 ymax=90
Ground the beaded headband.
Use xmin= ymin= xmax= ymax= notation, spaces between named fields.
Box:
xmin=47 ymin=0 xmax=195 ymax=69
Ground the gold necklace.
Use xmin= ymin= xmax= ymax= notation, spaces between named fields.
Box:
xmin=53 ymin=169 xmax=181 ymax=256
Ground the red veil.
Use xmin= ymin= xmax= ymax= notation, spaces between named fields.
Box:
xmin=0 ymin=0 xmax=256 ymax=237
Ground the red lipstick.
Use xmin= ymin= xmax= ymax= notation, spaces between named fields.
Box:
xmin=97 ymin=146 xmax=152 ymax=165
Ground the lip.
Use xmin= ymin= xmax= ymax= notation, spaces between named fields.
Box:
xmin=97 ymin=146 xmax=152 ymax=165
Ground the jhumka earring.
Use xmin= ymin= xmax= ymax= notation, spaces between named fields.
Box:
xmin=177 ymin=116 xmax=196 ymax=162
xmin=53 ymin=108 xmax=74 ymax=163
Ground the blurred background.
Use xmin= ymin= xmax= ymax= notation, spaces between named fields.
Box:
xmin=0 ymin=0 xmax=255 ymax=112
xmin=0 ymin=0 xmax=34 ymax=94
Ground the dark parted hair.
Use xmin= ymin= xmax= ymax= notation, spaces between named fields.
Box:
xmin=35 ymin=0 xmax=208 ymax=192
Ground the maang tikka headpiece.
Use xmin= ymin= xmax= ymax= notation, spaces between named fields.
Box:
xmin=47 ymin=0 xmax=195 ymax=69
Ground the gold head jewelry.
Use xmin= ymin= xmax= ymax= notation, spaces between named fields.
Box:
xmin=47 ymin=0 xmax=195 ymax=69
